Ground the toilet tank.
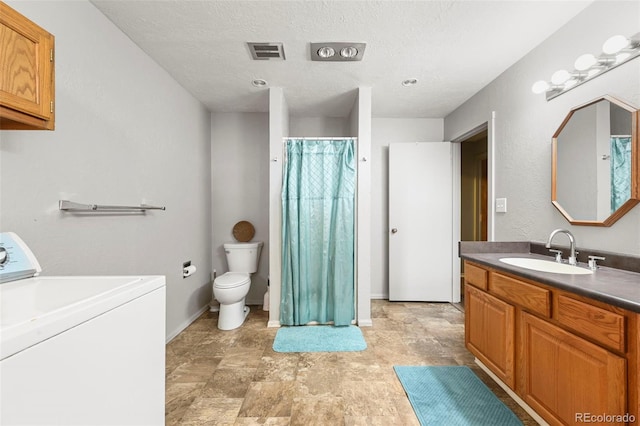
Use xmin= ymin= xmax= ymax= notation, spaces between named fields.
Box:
xmin=223 ymin=242 xmax=263 ymax=273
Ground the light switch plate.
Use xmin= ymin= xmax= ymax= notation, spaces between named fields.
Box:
xmin=496 ymin=198 xmax=507 ymax=213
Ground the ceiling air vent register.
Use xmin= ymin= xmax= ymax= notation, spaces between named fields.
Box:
xmin=247 ymin=42 xmax=286 ymax=60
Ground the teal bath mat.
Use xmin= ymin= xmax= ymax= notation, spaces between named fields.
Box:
xmin=394 ymin=366 xmax=522 ymax=426
xmin=273 ymin=325 xmax=367 ymax=353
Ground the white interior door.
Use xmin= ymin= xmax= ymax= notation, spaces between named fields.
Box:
xmin=389 ymin=142 xmax=453 ymax=301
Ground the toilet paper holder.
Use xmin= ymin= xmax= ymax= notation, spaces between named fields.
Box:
xmin=183 ymin=261 xmax=197 ymax=278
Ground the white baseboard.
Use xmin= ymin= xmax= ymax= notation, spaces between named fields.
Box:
xmin=358 ymin=319 xmax=373 ymax=327
xmin=165 ymin=304 xmax=209 ymax=343
xmin=475 ymin=359 xmax=548 ymax=425
xmin=267 ymin=320 xmax=281 ymax=328
xmin=370 ymin=293 xmax=388 ymax=300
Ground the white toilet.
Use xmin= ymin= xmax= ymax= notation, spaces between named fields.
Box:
xmin=213 ymin=241 xmax=263 ymax=330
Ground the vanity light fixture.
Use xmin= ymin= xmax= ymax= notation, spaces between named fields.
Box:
xmin=532 ymin=32 xmax=640 ymax=101
xmin=251 ymin=79 xmax=268 ymax=87
xmin=310 ymin=42 xmax=366 ymax=62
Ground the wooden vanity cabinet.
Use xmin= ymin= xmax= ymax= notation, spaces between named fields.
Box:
xmin=463 ymin=260 xmax=636 ymax=426
xmin=0 ymin=1 xmax=55 ymax=130
xmin=465 ymin=284 xmax=515 ymax=388
xmin=522 ymin=312 xmax=626 ymax=425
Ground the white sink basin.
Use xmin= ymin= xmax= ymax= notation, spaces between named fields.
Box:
xmin=499 ymin=257 xmax=593 ymax=275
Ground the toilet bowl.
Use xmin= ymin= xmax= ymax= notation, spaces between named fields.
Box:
xmin=213 ymin=241 xmax=262 ymax=330
xmin=213 ymin=272 xmax=251 ymax=330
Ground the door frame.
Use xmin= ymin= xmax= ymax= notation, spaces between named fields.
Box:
xmin=451 ymin=117 xmax=495 ymax=303
xmin=474 ymin=153 xmax=488 ymax=241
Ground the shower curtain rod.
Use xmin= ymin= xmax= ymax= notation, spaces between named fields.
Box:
xmin=275 ymin=137 xmax=361 ymax=163
xmin=611 ymin=134 xmax=631 ymax=137
xmin=283 ymin=137 xmax=357 ymax=141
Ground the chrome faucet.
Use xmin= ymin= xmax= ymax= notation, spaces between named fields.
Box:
xmin=545 ymin=229 xmax=577 ymax=266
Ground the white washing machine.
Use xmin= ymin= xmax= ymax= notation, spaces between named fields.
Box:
xmin=0 ymin=232 xmax=166 ymax=425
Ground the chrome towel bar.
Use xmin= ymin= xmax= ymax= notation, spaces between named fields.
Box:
xmin=59 ymin=200 xmax=165 ymax=212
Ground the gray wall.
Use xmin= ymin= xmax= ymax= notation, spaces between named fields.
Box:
xmin=0 ymin=1 xmax=212 ymax=340
xmin=210 ymin=113 xmax=270 ymax=305
xmin=445 ymin=0 xmax=640 ymax=254
xmin=290 ymin=117 xmax=351 ymax=137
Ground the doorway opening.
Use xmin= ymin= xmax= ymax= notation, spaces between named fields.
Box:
xmin=459 ymin=129 xmax=488 ymax=306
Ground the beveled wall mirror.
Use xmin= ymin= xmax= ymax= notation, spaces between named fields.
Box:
xmin=552 ymin=95 xmax=639 ymax=226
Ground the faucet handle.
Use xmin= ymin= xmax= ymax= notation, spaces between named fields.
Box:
xmin=588 ymin=255 xmax=605 ymax=270
xmin=548 ymin=249 xmax=563 ymax=263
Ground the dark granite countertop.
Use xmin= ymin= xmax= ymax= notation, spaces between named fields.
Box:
xmin=460 ymin=242 xmax=640 ymax=314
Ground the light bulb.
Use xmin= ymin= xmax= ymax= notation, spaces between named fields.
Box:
xmin=564 ymin=79 xmax=578 ymax=89
xmin=574 ymin=53 xmax=596 ymax=71
xmin=340 ymin=46 xmax=358 ymax=58
xmin=551 ymin=70 xmax=571 ymax=85
xmin=603 ymin=35 xmax=629 ymax=54
xmin=317 ymin=47 xmax=335 ymax=58
xmin=531 ymin=80 xmax=549 ymax=94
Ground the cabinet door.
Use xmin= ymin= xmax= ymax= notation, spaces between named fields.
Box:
xmin=0 ymin=2 xmax=54 ymax=130
xmin=465 ymin=284 xmax=515 ymax=388
xmin=522 ymin=312 xmax=627 ymax=425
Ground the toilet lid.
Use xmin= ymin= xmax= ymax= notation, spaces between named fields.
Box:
xmin=214 ymin=272 xmax=250 ymax=289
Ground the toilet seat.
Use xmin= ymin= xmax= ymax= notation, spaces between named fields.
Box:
xmin=214 ymin=272 xmax=250 ymax=289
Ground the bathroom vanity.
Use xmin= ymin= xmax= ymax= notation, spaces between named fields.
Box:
xmin=461 ymin=244 xmax=640 ymax=426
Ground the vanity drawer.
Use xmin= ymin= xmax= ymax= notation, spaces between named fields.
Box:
xmin=556 ymin=295 xmax=626 ymax=353
xmin=489 ymin=273 xmax=551 ymax=317
xmin=464 ymin=262 xmax=488 ymax=290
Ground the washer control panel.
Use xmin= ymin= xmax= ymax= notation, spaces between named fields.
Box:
xmin=0 ymin=232 xmax=41 ymax=283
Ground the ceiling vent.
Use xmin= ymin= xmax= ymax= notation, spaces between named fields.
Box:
xmin=311 ymin=42 xmax=366 ymax=62
xmin=247 ymin=42 xmax=286 ymax=60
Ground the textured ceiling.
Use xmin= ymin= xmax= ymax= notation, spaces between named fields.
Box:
xmin=90 ymin=0 xmax=592 ymax=118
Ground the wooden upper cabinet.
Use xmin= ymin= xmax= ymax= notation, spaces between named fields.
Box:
xmin=0 ymin=1 xmax=55 ymax=130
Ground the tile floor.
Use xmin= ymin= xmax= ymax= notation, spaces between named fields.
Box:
xmin=165 ymin=300 xmax=536 ymax=425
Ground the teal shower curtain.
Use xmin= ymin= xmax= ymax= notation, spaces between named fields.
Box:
xmin=281 ymin=138 xmax=355 ymax=326
xmin=611 ymin=136 xmax=632 ymax=212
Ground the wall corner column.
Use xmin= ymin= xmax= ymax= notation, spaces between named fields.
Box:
xmin=356 ymin=87 xmax=372 ymax=326
xmin=268 ymin=87 xmax=289 ymax=327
